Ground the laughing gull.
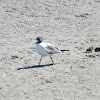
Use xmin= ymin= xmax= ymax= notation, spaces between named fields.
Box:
xmin=35 ymin=37 xmax=68 ymax=65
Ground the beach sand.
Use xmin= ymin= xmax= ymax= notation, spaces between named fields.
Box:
xmin=0 ymin=0 xmax=100 ymax=100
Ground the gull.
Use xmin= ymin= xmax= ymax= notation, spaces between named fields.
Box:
xmin=35 ymin=37 xmax=68 ymax=65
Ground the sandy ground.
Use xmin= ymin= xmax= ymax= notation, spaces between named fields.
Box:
xmin=0 ymin=0 xmax=100 ymax=100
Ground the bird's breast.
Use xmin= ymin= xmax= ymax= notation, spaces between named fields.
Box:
xmin=36 ymin=44 xmax=49 ymax=56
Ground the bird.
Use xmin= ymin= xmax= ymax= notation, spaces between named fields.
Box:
xmin=35 ymin=36 xmax=69 ymax=65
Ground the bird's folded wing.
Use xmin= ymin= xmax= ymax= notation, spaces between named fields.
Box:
xmin=45 ymin=43 xmax=61 ymax=54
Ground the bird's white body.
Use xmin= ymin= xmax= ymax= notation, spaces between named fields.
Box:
xmin=36 ymin=42 xmax=62 ymax=57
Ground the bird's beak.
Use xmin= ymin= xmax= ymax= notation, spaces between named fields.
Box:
xmin=35 ymin=40 xmax=37 ymax=43
xmin=33 ymin=39 xmax=37 ymax=44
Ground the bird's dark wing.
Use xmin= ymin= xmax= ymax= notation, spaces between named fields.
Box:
xmin=45 ymin=43 xmax=61 ymax=54
xmin=46 ymin=46 xmax=55 ymax=50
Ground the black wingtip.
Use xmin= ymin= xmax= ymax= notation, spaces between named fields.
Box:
xmin=61 ymin=49 xmax=69 ymax=52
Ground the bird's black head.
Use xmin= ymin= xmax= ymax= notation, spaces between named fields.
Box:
xmin=36 ymin=37 xmax=42 ymax=43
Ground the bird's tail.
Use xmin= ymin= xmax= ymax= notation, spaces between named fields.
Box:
xmin=60 ymin=49 xmax=69 ymax=53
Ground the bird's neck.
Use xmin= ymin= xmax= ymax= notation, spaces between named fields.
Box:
xmin=36 ymin=41 xmax=42 ymax=44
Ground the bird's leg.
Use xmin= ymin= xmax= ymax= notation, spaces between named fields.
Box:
xmin=38 ymin=56 xmax=42 ymax=66
xmin=50 ymin=56 xmax=54 ymax=65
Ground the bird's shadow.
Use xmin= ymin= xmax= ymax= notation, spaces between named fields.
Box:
xmin=17 ymin=63 xmax=54 ymax=70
